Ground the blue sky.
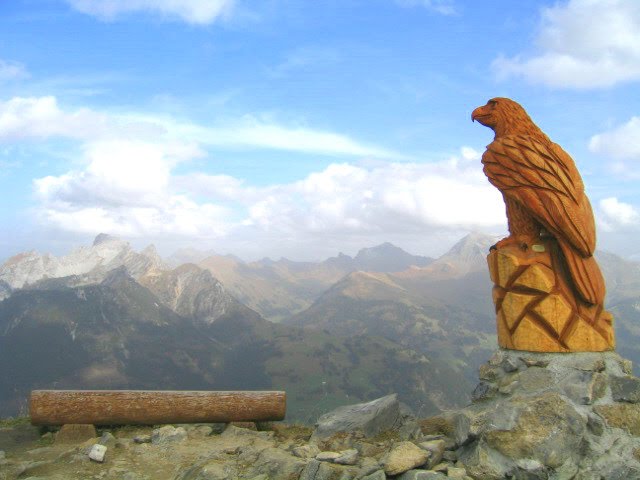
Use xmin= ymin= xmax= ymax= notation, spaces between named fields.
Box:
xmin=1 ymin=0 xmax=639 ymax=261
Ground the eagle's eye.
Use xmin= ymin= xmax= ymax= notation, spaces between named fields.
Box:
xmin=488 ymin=100 xmax=497 ymax=106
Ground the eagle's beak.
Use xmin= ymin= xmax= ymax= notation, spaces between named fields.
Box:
xmin=471 ymin=106 xmax=483 ymax=122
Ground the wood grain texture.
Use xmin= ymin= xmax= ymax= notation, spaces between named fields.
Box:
xmin=487 ymin=239 xmax=614 ymax=352
xmin=472 ymin=97 xmax=605 ymax=306
xmin=30 ymin=390 xmax=286 ymax=426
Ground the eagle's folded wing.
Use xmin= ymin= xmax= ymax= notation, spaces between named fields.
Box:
xmin=481 ymin=134 xmax=596 ymax=258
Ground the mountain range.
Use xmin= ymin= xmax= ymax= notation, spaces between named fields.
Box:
xmin=2 ymin=232 xmax=640 ymax=422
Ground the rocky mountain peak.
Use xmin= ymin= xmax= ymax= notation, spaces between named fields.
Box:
xmin=0 ymin=235 xmax=165 ymax=291
xmin=92 ymin=233 xmax=122 ymax=246
xmin=354 ymin=242 xmax=397 ymax=258
xmin=445 ymin=232 xmax=498 ymax=259
xmin=354 ymin=242 xmax=433 ymax=272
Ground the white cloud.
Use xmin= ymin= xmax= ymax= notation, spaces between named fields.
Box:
xmin=11 ymin=95 xmax=501 ymax=257
xmin=33 ymin=140 xmax=230 ymax=238
xmin=0 ymin=96 xmax=115 ymax=141
xmin=33 ymin=146 xmax=506 ymax=251
xmin=589 ymin=117 xmax=640 ymax=159
xmin=589 ymin=117 xmax=640 ymax=176
xmin=598 ymin=197 xmax=640 ymax=231
xmin=0 ymin=59 xmax=28 ymax=81
xmin=0 ymin=95 xmax=400 ymax=159
xmin=178 ymin=148 xmax=505 ymax=236
xmin=394 ymin=0 xmax=457 ymax=16
xmin=66 ymin=0 xmax=235 ymax=24
xmin=493 ymin=0 xmax=640 ymax=89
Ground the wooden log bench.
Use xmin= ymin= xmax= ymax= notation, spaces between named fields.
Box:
xmin=30 ymin=390 xmax=286 ymax=426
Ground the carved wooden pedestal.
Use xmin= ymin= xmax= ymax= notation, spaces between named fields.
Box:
xmin=487 ymin=239 xmax=614 ymax=352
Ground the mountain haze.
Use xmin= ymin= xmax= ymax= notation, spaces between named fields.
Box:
xmin=198 ymin=242 xmax=433 ymax=322
xmin=0 ymin=235 xmax=467 ymax=421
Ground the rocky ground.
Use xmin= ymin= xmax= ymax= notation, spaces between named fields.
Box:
xmin=2 ymin=349 xmax=640 ymax=480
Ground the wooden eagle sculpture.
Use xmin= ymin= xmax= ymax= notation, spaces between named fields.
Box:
xmin=472 ymin=97 xmax=605 ymax=306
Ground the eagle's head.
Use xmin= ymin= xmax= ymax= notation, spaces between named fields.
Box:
xmin=472 ymin=97 xmax=540 ymax=138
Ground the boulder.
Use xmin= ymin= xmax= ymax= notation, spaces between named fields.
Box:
xmin=380 ymin=441 xmax=428 ymax=476
xmin=311 ymin=394 xmax=404 ymax=441
xmin=151 ymin=425 xmax=187 ymax=445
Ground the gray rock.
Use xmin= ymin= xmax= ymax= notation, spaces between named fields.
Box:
xmin=220 ymin=425 xmax=273 ymax=440
xmin=189 ymin=425 xmax=213 ymax=438
xmin=446 ymin=466 xmax=468 ymax=479
xmin=316 ymin=451 xmax=341 ymax=462
xmin=381 ymin=441 xmax=428 ymax=476
xmin=88 ymin=444 xmax=107 ymax=463
xmin=361 ymin=471 xmax=386 ymax=480
xmin=299 ymin=460 xmax=321 ymax=480
xmin=133 ymin=434 xmax=151 ymax=444
xmin=188 ymin=461 xmax=238 ymax=480
xmin=99 ymin=431 xmax=116 ymax=447
xmin=312 ymin=394 xmax=403 ymax=441
xmin=485 ymin=393 xmax=586 ymax=468
xmin=516 ymin=367 xmax=554 ymax=393
xmin=488 ymin=351 xmax=507 ymax=366
xmin=479 ymin=364 xmax=502 ymax=382
xmin=502 ymin=357 xmax=520 ymax=373
xmin=553 ymin=458 xmax=579 ymax=480
xmin=250 ymin=447 xmax=306 ymax=479
xmin=355 ymin=457 xmax=381 ymax=478
xmin=515 ymin=458 xmax=547 ymax=479
xmin=335 ymin=448 xmax=359 ymax=465
xmin=561 ymin=370 xmax=602 ymax=405
xmin=619 ymin=358 xmax=633 ymax=375
xmin=151 ymin=425 xmax=187 ymax=444
xmin=586 ymin=414 xmax=604 ymax=436
xmin=611 ymin=375 xmax=640 ymax=403
xmin=519 ymin=357 xmax=549 ymax=368
xmin=418 ymin=439 xmax=445 ymax=469
xmin=471 ymin=381 xmax=496 ymax=403
xmin=397 ymin=470 xmax=447 ymax=479
xmin=442 ymin=450 xmax=457 ymax=462
xmin=458 ymin=439 xmax=511 ymax=480
xmin=292 ymin=444 xmax=321 ymax=458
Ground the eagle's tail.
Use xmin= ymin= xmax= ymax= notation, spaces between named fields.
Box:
xmin=557 ymin=239 xmax=606 ymax=306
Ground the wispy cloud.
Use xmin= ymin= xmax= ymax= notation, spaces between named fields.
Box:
xmin=0 ymin=95 xmax=404 ymax=159
xmin=267 ymin=46 xmax=343 ymax=78
xmin=394 ymin=0 xmax=457 ymax=16
xmin=492 ymin=0 xmax=640 ymax=89
xmin=0 ymin=59 xmax=29 ymax=82
xmin=65 ymin=0 xmax=235 ymax=25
